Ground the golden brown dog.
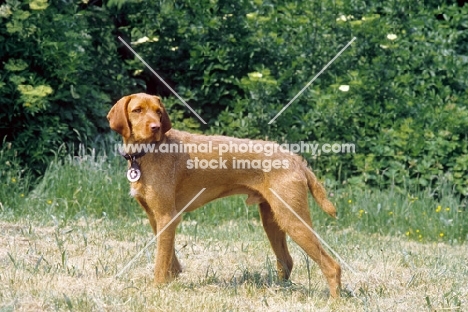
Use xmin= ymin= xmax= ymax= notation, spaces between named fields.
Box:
xmin=107 ymin=93 xmax=341 ymax=297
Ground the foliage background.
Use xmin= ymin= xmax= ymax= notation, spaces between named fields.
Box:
xmin=1 ymin=0 xmax=467 ymax=196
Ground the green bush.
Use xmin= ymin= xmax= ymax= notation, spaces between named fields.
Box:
xmin=0 ymin=0 xmax=132 ymax=174
xmin=336 ymin=1 xmax=468 ymax=194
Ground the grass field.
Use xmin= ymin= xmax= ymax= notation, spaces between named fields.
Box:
xmin=1 ymin=149 xmax=467 ymax=311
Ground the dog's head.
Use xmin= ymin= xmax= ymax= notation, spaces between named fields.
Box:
xmin=107 ymin=93 xmax=172 ymax=143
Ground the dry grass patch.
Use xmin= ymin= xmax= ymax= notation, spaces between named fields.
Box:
xmin=0 ymin=218 xmax=466 ymax=311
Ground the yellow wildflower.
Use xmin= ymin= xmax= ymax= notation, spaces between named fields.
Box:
xmin=358 ymin=209 xmax=365 ymax=218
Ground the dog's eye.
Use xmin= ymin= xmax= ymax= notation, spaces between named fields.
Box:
xmin=132 ymin=108 xmax=142 ymax=113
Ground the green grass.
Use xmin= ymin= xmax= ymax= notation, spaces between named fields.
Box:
xmin=1 ymin=147 xmax=141 ymax=223
xmin=315 ymin=185 xmax=467 ymax=244
xmin=0 ymin=147 xmax=467 ymax=310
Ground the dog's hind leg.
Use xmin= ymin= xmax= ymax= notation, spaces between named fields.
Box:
xmin=259 ymin=202 xmax=294 ymax=281
xmin=267 ymin=186 xmax=341 ymax=298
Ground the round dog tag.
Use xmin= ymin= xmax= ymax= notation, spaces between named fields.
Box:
xmin=127 ymin=168 xmax=141 ymax=182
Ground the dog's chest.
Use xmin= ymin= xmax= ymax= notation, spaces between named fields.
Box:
xmin=129 ymin=181 xmax=145 ymax=198
xmin=129 ymin=185 xmax=139 ymax=197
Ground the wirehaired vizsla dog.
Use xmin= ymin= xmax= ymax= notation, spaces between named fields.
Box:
xmin=107 ymin=93 xmax=341 ymax=297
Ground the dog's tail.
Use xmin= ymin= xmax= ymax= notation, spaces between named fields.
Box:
xmin=304 ymin=165 xmax=337 ymax=218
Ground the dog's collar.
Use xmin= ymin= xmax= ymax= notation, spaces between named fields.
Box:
xmin=119 ymin=151 xmax=146 ymax=182
xmin=119 ymin=150 xmax=146 ymax=161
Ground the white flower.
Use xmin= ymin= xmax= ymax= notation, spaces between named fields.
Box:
xmin=0 ymin=4 xmax=12 ymax=18
xmin=132 ymin=36 xmax=150 ymax=45
xmin=132 ymin=36 xmax=159 ymax=45
xmin=380 ymin=44 xmax=389 ymax=49
xmin=170 ymin=46 xmax=179 ymax=51
xmin=249 ymin=72 xmax=263 ymax=78
xmin=387 ymin=33 xmax=397 ymax=40
xmin=336 ymin=15 xmax=347 ymax=22
xmin=339 ymin=85 xmax=350 ymax=92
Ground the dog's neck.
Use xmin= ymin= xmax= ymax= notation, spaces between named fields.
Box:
xmin=119 ymin=149 xmax=146 ymax=161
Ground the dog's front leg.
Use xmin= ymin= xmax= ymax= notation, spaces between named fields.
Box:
xmin=154 ymin=213 xmax=182 ymax=283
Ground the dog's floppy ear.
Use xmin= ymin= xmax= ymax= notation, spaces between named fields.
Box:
xmin=157 ymin=97 xmax=172 ymax=134
xmin=107 ymin=95 xmax=133 ymax=139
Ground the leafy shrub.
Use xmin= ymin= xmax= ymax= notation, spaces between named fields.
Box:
xmin=0 ymin=0 xmax=132 ymax=174
xmin=335 ymin=1 xmax=468 ymax=195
